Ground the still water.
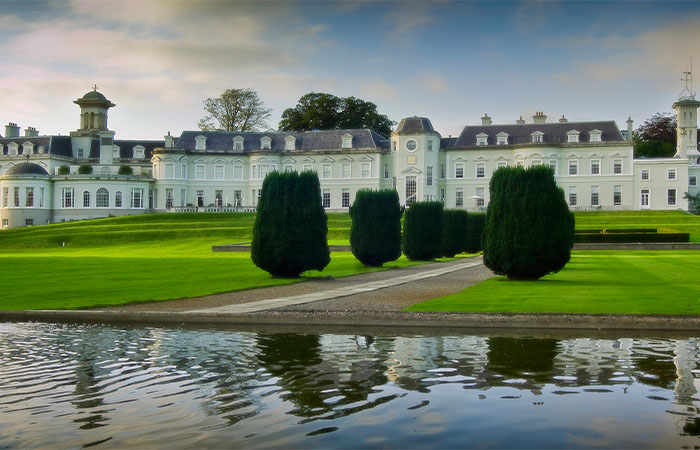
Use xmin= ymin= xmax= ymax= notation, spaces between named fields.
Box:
xmin=1 ymin=322 xmax=699 ymax=449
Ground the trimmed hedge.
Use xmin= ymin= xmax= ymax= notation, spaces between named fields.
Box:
xmin=575 ymin=232 xmax=689 ymax=243
xmin=483 ymin=166 xmax=574 ymax=280
xmin=251 ymin=171 xmax=330 ymax=277
xmin=466 ymin=212 xmax=486 ymax=253
xmin=442 ymin=209 xmax=469 ymax=257
xmin=78 ymin=165 xmax=93 ymax=174
xmin=118 ymin=165 xmax=133 ymax=175
xmin=402 ymin=201 xmax=443 ymax=260
xmin=349 ymin=189 xmax=402 ymax=266
xmin=57 ymin=165 xmax=70 ymax=175
xmin=576 ymin=228 xmax=657 ymax=234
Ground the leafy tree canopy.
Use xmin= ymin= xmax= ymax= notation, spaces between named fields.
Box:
xmin=198 ymin=88 xmax=271 ymax=132
xmin=279 ymin=93 xmax=396 ymax=138
xmin=634 ymin=112 xmax=677 ymax=158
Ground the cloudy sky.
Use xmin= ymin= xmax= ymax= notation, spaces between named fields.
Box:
xmin=2 ymin=0 xmax=700 ymax=140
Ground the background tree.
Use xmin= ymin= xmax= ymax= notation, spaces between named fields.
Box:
xmin=482 ymin=166 xmax=574 ymax=280
xmin=465 ymin=212 xmax=486 ymax=253
xmin=402 ymin=201 xmax=443 ymax=261
xmin=349 ymin=189 xmax=402 ymax=267
xmin=251 ymin=171 xmax=330 ymax=277
xmin=442 ymin=209 xmax=468 ymax=257
xmin=198 ymin=88 xmax=271 ymax=132
xmin=279 ymin=92 xmax=396 ymax=138
xmin=634 ymin=112 xmax=677 ymax=158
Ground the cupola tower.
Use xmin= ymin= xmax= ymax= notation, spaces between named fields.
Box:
xmin=672 ymin=64 xmax=700 ymax=162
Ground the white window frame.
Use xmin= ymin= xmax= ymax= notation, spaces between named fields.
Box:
xmin=341 ymin=188 xmax=350 ymax=208
xmin=341 ymin=163 xmax=351 ymax=179
xmin=181 ymin=164 xmax=187 ymax=179
xmin=195 ymin=164 xmax=206 ymax=180
xmin=590 ymin=159 xmax=600 ymax=176
xmin=406 ymin=140 xmax=417 ymax=152
xmin=667 ymin=168 xmax=677 ymax=180
xmin=641 ymin=169 xmax=650 ymax=181
xmin=427 ymin=140 xmax=433 ymax=151
xmin=613 ymin=159 xmax=622 ymax=175
xmin=591 ymin=185 xmax=599 ymax=206
xmin=613 ymin=185 xmax=622 ymax=206
xmin=214 ymin=164 xmax=225 ymax=180
xmin=476 ymin=162 xmax=485 ymax=178
xmin=569 ymin=186 xmax=577 ymax=206
xmin=476 ymin=187 xmax=485 ymax=208
xmin=455 ymin=163 xmax=464 ymax=179
xmin=165 ymin=163 xmax=174 ymax=179
xmin=322 ymin=163 xmax=332 ymax=179
xmin=568 ymin=160 xmax=578 ymax=176
xmin=25 ymin=187 xmax=34 ymax=208
xmin=456 ymin=188 xmax=463 ymax=207
xmin=115 ymin=191 xmax=122 ymax=208
xmin=427 ymin=166 xmax=433 ymax=186
xmin=322 ymin=189 xmax=331 ymax=208
xmin=96 ymin=187 xmax=109 ymax=208
xmin=667 ymin=188 xmax=677 ymax=206
xmin=234 ymin=165 xmax=243 ymax=180
xmin=361 ymin=162 xmax=371 ymax=178
xmin=62 ymin=188 xmax=74 ymax=208
xmin=131 ymin=188 xmax=144 ymax=209
xmin=690 ymin=175 xmax=697 ymax=186
xmin=195 ymin=135 xmax=207 ymax=150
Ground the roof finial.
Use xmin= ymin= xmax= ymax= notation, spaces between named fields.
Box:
xmin=679 ymin=60 xmax=695 ymax=101
xmin=92 ymin=84 xmax=99 ymax=92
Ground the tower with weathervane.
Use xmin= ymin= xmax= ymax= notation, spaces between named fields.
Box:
xmin=672 ymin=65 xmax=700 ymax=163
xmin=69 ymin=86 xmax=116 ymax=165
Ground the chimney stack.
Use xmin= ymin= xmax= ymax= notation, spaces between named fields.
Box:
xmin=533 ymin=112 xmax=547 ymax=124
xmin=626 ymin=117 xmax=634 ymax=141
xmin=164 ymin=131 xmax=173 ymax=148
xmin=559 ymin=115 xmax=568 ymax=123
xmin=24 ymin=126 xmax=39 ymax=137
xmin=481 ymin=113 xmax=492 ymax=126
xmin=5 ymin=123 xmax=20 ymax=138
xmin=516 ymin=116 xmax=525 ymax=125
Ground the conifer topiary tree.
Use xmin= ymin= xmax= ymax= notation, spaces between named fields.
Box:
xmin=465 ymin=212 xmax=486 ymax=253
xmin=251 ymin=170 xmax=330 ymax=277
xmin=402 ymin=201 xmax=443 ymax=260
xmin=482 ymin=165 xmax=574 ymax=280
xmin=442 ymin=209 xmax=469 ymax=257
xmin=349 ymin=189 xmax=402 ymax=266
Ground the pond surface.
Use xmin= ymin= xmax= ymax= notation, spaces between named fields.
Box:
xmin=1 ymin=322 xmax=699 ymax=449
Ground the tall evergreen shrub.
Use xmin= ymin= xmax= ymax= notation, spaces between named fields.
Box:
xmin=402 ymin=201 xmax=443 ymax=260
xmin=251 ymin=171 xmax=330 ymax=277
xmin=466 ymin=213 xmax=486 ymax=253
xmin=442 ymin=209 xmax=469 ymax=257
xmin=349 ymin=189 xmax=402 ymax=266
xmin=482 ymin=166 xmax=574 ymax=280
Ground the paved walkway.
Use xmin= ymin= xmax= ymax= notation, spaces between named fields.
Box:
xmin=185 ymin=258 xmax=483 ymax=314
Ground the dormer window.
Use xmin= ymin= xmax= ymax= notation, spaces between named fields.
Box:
xmin=23 ymin=142 xmax=34 ymax=154
xmin=496 ymin=132 xmax=509 ymax=145
xmin=285 ymin=135 xmax=296 ymax=151
xmin=589 ymin=129 xmax=602 ymax=142
xmin=113 ymin=146 xmax=120 ymax=159
xmin=567 ymin=130 xmax=580 ymax=143
xmin=38 ymin=145 xmax=44 ymax=154
xmin=260 ymin=136 xmax=271 ymax=150
xmin=195 ymin=135 xmax=207 ymax=150
xmin=133 ymin=145 xmax=145 ymax=159
xmin=341 ymin=133 xmax=353 ymax=149
xmin=531 ymin=131 xmax=544 ymax=143
xmin=231 ymin=136 xmax=244 ymax=151
xmin=476 ymin=133 xmax=488 ymax=146
xmin=8 ymin=142 xmax=18 ymax=156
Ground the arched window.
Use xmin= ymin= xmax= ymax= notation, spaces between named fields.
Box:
xmin=83 ymin=191 xmax=91 ymax=208
xmin=115 ymin=191 xmax=122 ymax=208
xmin=96 ymin=188 xmax=109 ymax=208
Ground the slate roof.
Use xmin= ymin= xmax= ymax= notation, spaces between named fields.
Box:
xmin=0 ymin=136 xmax=74 ymax=157
xmin=453 ymin=121 xmax=624 ymax=147
xmin=172 ymin=129 xmax=388 ymax=153
xmin=395 ymin=116 xmax=435 ymax=134
xmin=3 ymin=162 xmax=49 ymax=176
xmin=114 ymin=140 xmax=165 ymax=160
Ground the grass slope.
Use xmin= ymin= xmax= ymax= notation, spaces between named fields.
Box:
xmin=0 ymin=240 xmax=422 ymax=310
xmin=407 ymin=251 xmax=700 ymax=315
xmin=574 ymin=210 xmax=700 ymax=242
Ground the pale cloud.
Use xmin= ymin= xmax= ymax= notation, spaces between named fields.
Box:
xmin=357 ymin=79 xmax=399 ymax=101
xmin=384 ymin=2 xmax=437 ymax=39
xmin=419 ymin=75 xmax=449 ymax=94
xmin=511 ymin=0 xmax=562 ymax=35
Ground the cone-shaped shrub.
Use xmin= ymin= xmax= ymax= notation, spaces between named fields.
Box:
xmin=251 ymin=170 xmax=330 ymax=277
xmin=482 ymin=165 xmax=574 ymax=280
xmin=349 ymin=189 xmax=402 ymax=267
xmin=402 ymin=201 xmax=443 ymax=260
xmin=466 ymin=213 xmax=486 ymax=253
xmin=442 ymin=209 xmax=469 ymax=257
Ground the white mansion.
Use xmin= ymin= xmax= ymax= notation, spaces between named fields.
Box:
xmin=1 ymin=87 xmax=699 ymax=229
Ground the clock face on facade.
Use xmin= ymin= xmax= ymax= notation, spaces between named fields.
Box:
xmin=406 ymin=140 xmax=417 ymax=151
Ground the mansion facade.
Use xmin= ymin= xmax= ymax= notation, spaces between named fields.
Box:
xmin=1 ymin=88 xmax=699 ymax=229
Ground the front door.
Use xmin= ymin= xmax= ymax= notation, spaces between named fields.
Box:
xmin=641 ymin=189 xmax=650 ymax=209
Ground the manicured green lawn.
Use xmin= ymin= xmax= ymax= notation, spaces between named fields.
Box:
xmin=407 ymin=251 xmax=700 ymax=315
xmin=0 ymin=240 xmax=422 ymax=310
xmin=574 ymin=210 xmax=700 ymax=242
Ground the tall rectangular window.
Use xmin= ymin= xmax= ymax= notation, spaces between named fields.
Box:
xmin=234 ymin=165 xmax=243 ymax=180
xmin=166 ymin=188 xmax=173 ymax=208
xmin=591 ymin=160 xmax=600 ymax=175
xmin=215 ymin=190 xmax=223 ymax=207
xmin=283 ymin=164 xmax=294 ymax=173
xmin=233 ymin=190 xmax=241 ymax=207
xmin=181 ymin=189 xmax=187 ymax=207
xmin=14 ymin=187 xmax=20 ymax=207
xmin=668 ymin=188 xmax=677 ymax=206
xmin=568 ymin=160 xmax=578 ymax=176
xmin=613 ymin=185 xmax=622 ymax=205
xmin=131 ymin=188 xmax=143 ymax=208
xmin=613 ymin=159 xmax=622 ymax=175
xmin=165 ymin=163 xmax=174 ymax=178
xmin=405 ymin=176 xmax=416 ymax=206
xmin=342 ymin=188 xmax=350 ymax=208
xmin=96 ymin=188 xmax=109 ymax=208
xmin=361 ymin=162 xmax=370 ymax=178
xmin=322 ymin=164 xmax=331 ymax=179
xmin=690 ymin=175 xmax=697 ymax=186
xmin=62 ymin=188 xmax=74 ymax=208
xmin=39 ymin=187 xmax=44 ymax=208
xmin=214 ymin=165 xmax=225 ymax=180
xmin=476 ymin=162 xmax=485 ymax=178
xmin=322 ymin=189 xmax=331 ymax=208
xmin=197 ymin=190 xmax=204 ymax=207
xmin=476 ymin=187 xmax=485 ymax=208
xmin=591 ymin=186 xmax=599 ymax=206
xmin=384 ymin=164 xmax=389 ymax=179
xmin=427 ymin=166 xmax=433 ymax=186
xmin=25 ymin=187 xmax=34 ymax=207
xmin=456 ymin=189 xmax=463 ymax=207
xmin=548 ymin=159 xmax=557 ymax=175
xmin=341 ymin=163 xmax=351 ymax=179
xmin=440 ymin=164 xmax=446 ymax=179
xmin=569 ymin=186 xmax=577 ymax=206
xmin=181 ymin=164 xmax=187 ymax=179
xmin=195 ymin=164 xmax=205 ymax=180
xmin=455 ymin=163 xmax=464 ymax=178
xmin=115 ymin=191 xmax=122 ymax=208
xmin=2 ymin=187 xmax=7 ymax=207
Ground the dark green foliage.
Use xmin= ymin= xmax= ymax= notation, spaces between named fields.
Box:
xmin=442 ymin=209 xmax=468 ymax=257
xmin=634 ymin=112 xmax=677 ymax=158
xmin=465 ymin=212 xmax=486 ymax=253
xmin=57 ymin=165 xmax=70 ymax=175
xmin=684 ymin=192 xmax=700 ymax=214
xmin=349 ymin=189 xmax=402 ymax=266
xmin=402 ymin=201 xmax=443 ymax=260
xmin=118 ymin=165 xmax=133 ymax=175
xmin=634 ymin=139 xmax=675 ymax=158
xmin=575 ymin=231 xmax=688 ymax=243
xmin=78 ymin=164 xmax=93 ymax=174
xmin=483 ymin=166 xmax=574 ymax=280
xmin=251 ymin=171 xmax=330 ymax=277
